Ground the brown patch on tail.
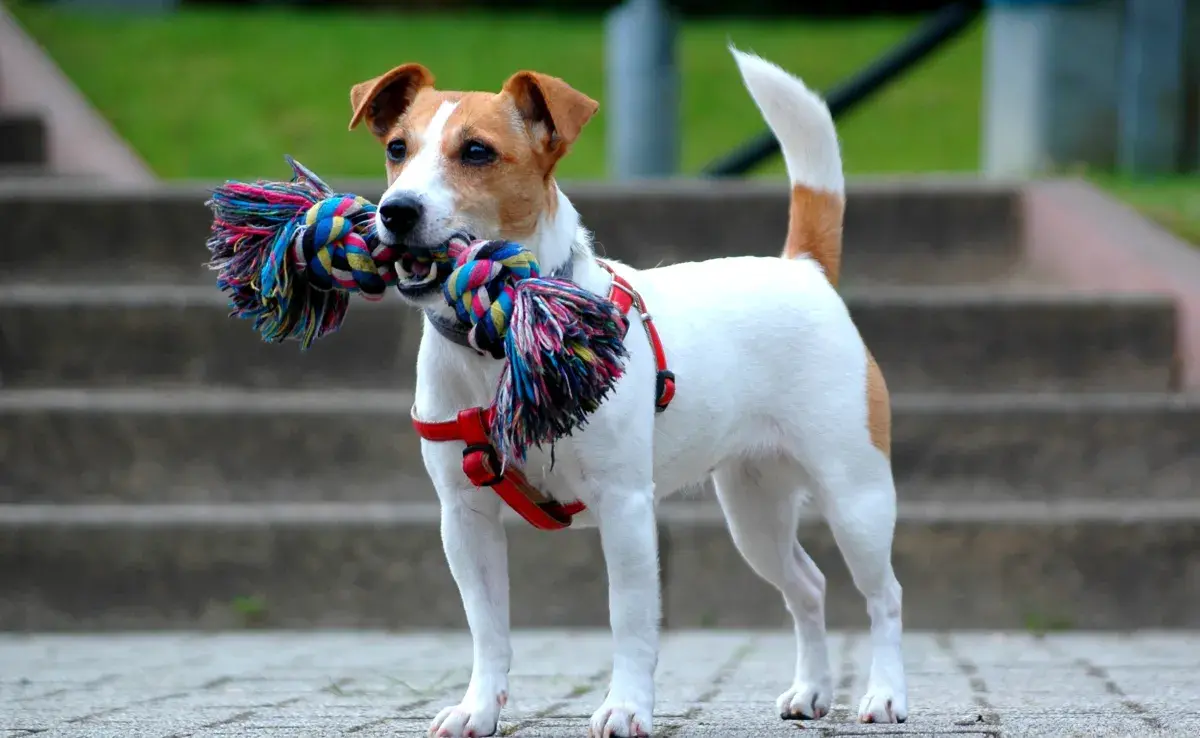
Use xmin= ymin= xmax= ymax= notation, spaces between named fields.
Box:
xmin=866 ymin=350 xmax=891 ymax=457
xmin=785 ymin=184 xmax=844 ymax=286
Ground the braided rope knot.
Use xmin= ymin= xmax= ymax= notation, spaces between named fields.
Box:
xmin=444 ymin=240 xmax=541 ymax=359
xmin=287 ymin=195 xmax=397 ymax=299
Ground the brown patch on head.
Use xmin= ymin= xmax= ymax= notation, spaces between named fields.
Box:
xmin=502 ymin=71 xmax=599 ymax=163
xmin=348 ymin=63 xmax=435 ymax=136
xmin=432 ymin=91 xmax=557 ymax=240
xmin=348 ymin=63 xmax=463 ymax=193
xmin=786 ymin=185 xmax=844 ymax=286
xmin=866 ymin=349 xmax=890 ymax=457
xmin=436 ymin=69 xmax=597 ymax=240
xmin=349 ymin=65 xmax=599 ymax=243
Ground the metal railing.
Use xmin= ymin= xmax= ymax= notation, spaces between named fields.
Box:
xmin=702 ymin=0 xmax=984 ymax=177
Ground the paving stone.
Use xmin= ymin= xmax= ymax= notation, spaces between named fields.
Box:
xmin=3 ymin=630 xmax=1199 ymax=736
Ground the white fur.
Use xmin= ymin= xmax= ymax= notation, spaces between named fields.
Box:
xmin=731 ymin=47 xmax=844 ymax=194
xmin=376 ymin=101 xmax=459 ymax=247
xmin=411 ymin=48 xmax=906 ymax=738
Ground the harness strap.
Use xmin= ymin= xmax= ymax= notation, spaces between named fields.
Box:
xmin=413 ymin=408 xmax=586 ymax=530
xmin=411 ymin=261 xmax=673 ymax=530
xmin=599 ymin=262 xmax=675 ymax=412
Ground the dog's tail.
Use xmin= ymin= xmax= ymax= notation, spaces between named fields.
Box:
xmin=731 ymin=47 xmax=845 ymax=287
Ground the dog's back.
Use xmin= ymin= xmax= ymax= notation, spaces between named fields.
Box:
xmin=622 ymin=49 xmax=891 ymax=482
xmin=734 ymin=48 xmax=891 ymax=456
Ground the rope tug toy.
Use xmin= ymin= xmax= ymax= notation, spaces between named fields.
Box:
xmin=204 ymin=157 xmax=629 ymax=465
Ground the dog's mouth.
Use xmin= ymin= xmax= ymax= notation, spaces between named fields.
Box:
xmin=393 ymin=255 xmax=446 ymax=300
xmin=392 ymin=235 xmax=472 ymax=300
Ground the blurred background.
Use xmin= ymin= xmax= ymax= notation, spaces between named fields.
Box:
xmin=1 ymin=0 xmax=1199 ymax=634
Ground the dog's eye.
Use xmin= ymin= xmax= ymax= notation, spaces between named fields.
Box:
xmin=386 ymin=139 xmax=407 ymax=163
xmin=461 ymin=140 xmax=497 ymax=167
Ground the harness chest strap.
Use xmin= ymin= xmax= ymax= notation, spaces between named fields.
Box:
xmin=410 ymin=263 xmax=675 ymax=531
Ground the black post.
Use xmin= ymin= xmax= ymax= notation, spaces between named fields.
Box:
xmin=702 ymin=0 xmax=983 ymax=178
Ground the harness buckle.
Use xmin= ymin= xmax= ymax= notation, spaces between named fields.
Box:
xmin=538 ymin=502 xmax=577 ymax=527
xmin=655 ymin=369 xmax=676 ymax=412
xmin=462 ymin=443 xmax=504 ymax=487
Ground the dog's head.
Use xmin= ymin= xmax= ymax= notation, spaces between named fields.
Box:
xmin=349 ymin=63 xmax=598 ymax=302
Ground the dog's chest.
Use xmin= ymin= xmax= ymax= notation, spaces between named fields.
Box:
xmin=519 ymin=442 xmax=589 ymax=498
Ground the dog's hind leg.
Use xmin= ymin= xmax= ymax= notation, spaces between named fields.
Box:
xmin=811 ymin=448 xmax=907 ymax=724
xmin=711 ymin=458 xmax=833 ymax=721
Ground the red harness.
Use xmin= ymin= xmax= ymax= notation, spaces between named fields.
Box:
xmin=410 ymin=262 xmax=675 ymax=530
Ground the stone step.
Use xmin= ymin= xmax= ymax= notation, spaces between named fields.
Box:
xmin=0 ymin=179 xmax=1022 ymax=286
xmin=0 ymin=113 xmax=46 ymax=166
xmin=2 ymin=500 xmax=1197 ymax=631
xmin=0 ymin=285 xmax=1176 ymax=393
xmin=0 ymin=164 xmax=52 ymax=180
xmin=0 ymin=389 xmax=1195 ymax=504
xmin=0 ymin=165 xmax=102 ymax=185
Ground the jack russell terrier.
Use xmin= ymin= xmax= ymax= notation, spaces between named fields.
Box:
xmin=348 ymin=47 xmax=906 ymax=737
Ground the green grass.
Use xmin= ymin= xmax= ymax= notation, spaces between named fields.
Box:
xmin=228 ymin=594 xmax=268 ymax=628
xmin=7 ymin=2 xmax=1197 ymax=244
xmin=1094 ymin=175 xmax=1200 ymax=247
xmin=6 ymin=2 xmax=982 ymax=181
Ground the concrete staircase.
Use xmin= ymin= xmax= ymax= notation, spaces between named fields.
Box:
xmin=1 ymin=179 xmax=1197 ymax=632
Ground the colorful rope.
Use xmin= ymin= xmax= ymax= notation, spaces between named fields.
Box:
xmin=205 ymin=156 xmax=629 ymax=465
xmin=443 ymin=241 xmax=630 ymax=463
xmin=206 ymin=157 xmax=400 ymax=348
xmin=492 ymin=272 xmax=630 ymax=466
xmin=444 ymin=240 xmax=539 ymax=359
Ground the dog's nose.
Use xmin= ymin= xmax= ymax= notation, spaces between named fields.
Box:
xmin=378 ymin=195 xmax=423 ymax=239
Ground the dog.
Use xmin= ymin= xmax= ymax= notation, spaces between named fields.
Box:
xmin=347 ymin=47 xmax=907 ymax=737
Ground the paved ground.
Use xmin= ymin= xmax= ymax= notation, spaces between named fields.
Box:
xmin=3 ymin=630 xmax=1198 ymax=737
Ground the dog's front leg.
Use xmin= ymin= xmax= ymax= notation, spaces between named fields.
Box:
xmin=589 ymin=487 xmax=659 ymax=738
xmin=429 ymin=488 xmax=511 ymax=738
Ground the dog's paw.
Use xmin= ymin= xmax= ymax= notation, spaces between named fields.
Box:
xmin=428 ymin=691 xmax=506 ymax=738
xmin=858 ymin=686 xmax=907 ymax=724
xmin=777 ymin=681 xmax=832 ymax=720
xmin=588 ymin=696 xmax=652 ymax=737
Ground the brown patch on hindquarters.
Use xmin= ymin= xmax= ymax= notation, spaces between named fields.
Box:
xmin=784 ymin=183 xmax=882 ymax=454
xmin=866 ymin=349 xmax=891 ymax=457
xmin=785 ymin=184 xmax=845 ymax=286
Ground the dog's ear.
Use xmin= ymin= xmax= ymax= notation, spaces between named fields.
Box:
xmin=502 ymin=70 xmax=598 ymax=162
xmin=349 ymin=63 xmax=435 ymax=136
